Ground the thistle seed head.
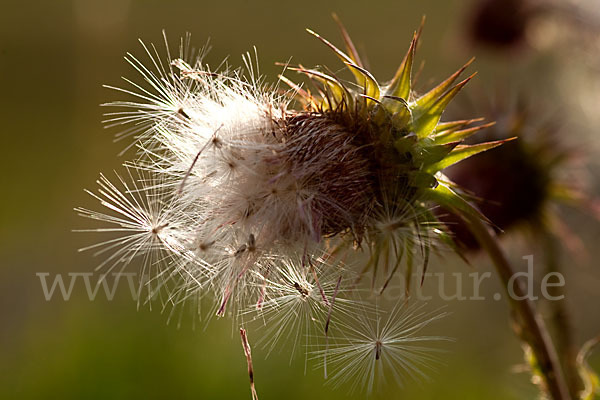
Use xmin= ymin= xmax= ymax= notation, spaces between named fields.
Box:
xmin=77 ymin=20 xmax=502 ymax=392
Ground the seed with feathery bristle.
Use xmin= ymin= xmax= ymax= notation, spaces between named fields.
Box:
xmin=314 ymin=302 xmax=449 ymax=393
xmin=242 ymin=255 xmax=358 ymax=367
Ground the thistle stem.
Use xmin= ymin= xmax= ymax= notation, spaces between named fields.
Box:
xmin=543 ymin=232 xmax=581 ymax=397
xmin=463 ymin=214 xmax=571 ymax=400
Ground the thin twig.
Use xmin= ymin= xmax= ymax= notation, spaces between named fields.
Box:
xmin=240 ymin=328 xmax=258 ymax=400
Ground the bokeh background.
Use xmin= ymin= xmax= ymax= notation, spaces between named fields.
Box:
xmin=1 ymin=0 xmax=600 ymax=399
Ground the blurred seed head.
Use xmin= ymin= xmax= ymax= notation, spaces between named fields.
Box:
xmin=467 ymin=0 xmax=536 ymax=49
xmin=466 ymin=0 xmax=600 ymax=55
xmin=438 ymin=94 xmax=598 ymax=253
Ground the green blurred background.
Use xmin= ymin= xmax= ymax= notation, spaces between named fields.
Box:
xmin=1 ymin=0 xmax=600 ymax=399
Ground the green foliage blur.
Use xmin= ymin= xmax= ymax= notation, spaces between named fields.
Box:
xmin=1 ymin=1 xmax=599 ymax=399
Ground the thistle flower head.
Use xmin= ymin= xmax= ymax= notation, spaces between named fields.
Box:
xmin=77 ymin=20 xmax=500 ymax=392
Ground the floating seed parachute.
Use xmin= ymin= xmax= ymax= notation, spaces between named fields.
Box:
xmin=77 ymin=19 xmax=504 ymax=392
